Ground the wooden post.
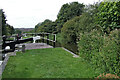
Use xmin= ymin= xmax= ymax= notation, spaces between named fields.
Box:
xmin=42 ymin=33 xmax=44 ymax=43
xmin=47 ymin=34 xmax=49 ymax=45
xmin=53 ymin=34 xmax=56 ymax=48
xmin=2 ymin=35 xmax=6 ymax=49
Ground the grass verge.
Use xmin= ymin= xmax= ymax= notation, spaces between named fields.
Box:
xmin=2 ymin=48 xmax=100 ymax=78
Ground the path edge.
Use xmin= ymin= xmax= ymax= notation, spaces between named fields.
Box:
xmin=62 ymin=47 xmax=79 ymax=58
xmin=0 ymin=52 xmax=16 ymax=79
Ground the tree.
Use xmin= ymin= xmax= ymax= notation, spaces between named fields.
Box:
xmin=35 ymin=22 xmax=41 ymax=32
xmin=35 ymin=19 xmax=56 ymax=33
xmin=56 ymin=2 xmax=85 ymax=32
xmin=1 ymin=9 xmax=7 ymax=35
xmin=61 ymin=10 xmax=96 ymax=45
xmin=1 ymin=9 xmax=15 ymax=36
xmin=61 ymin=16 xmax=79 ymax=44
xmin=6 ymin=24 xmax=15 ymax=35
xmin=60 ymin=2 xmax=100 ymax=45
xmin=15 ymin=29 xmax=22 ymax=35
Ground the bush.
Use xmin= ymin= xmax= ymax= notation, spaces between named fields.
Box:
xmin=109 ymin=29 xmax=120 ymax=44
xmin=100 ymin=36 xmax=119 ymax=74
xmin=78 ymin=30 xmax=104 ymax=61
xmin=61 ymin=12 xmax=95 ymax=45
xmin=56 ymin=33 xmax=62 ymax=43
xmin=78 ymin=29 xmax=120 ymax=76
xmin=61 ymin=16 xmax=80 ymax=45
xmin=96 ymin=1 xmax=120 ymax=32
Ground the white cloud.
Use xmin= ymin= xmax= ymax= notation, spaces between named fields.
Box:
xmin=0 ymin=0 xmax=100 ymax=28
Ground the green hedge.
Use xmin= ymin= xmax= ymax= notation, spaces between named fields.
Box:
xmin=78 ymin=29 xmax=120 ymax=76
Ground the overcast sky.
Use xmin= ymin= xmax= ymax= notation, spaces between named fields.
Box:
xmin=0 ymin=0 xmax=101 ymax=28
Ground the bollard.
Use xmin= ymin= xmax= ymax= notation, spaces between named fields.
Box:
xmin=22 ymin=45 xmax=25 ymax=53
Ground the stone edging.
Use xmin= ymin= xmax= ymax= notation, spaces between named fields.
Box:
xmin=62 ymin=47 xmax=79 ymax=58
xmin=0 ymin=52 xmax=16 ymax=78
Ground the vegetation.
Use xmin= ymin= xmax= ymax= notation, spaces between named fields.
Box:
xmin=35 ymin=2 xmax=85 ymax=33
xmin=1 ymin=0 xmax=120 ymax=78
xmin=34 ymin=1 xmax=120 ymax=77
xmin=1 ymin=9 xmax=15 ymax=36
xmin=23 ymin=29 xmax=35 ymax=34
xmin=2 ymin=48 xmax=99 ymax=78
xmin=56 ymin=2 xmax=85 ymax=32
xmin=22 ymin=35 xmax=32 ymax=39
xmin=78 ymin=29 xmax=120 ymax=75
xmin=14 ymin=29 xmax=22 ymax=35
xmin=61 ymin=16 xmax=79 ymax=45
xmin=96 ymin=1 xmax=120 ymax=33
xmin=35 ymin=19 xmax=56 ymax=33
xmin=61 ymin=11 xmax=96 ymax=45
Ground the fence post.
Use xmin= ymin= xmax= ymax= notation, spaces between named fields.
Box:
xmin=42 ymin=33 xmax=44 ymax=43
xmin=38 ymin=33 xmax=41 ymax=43
xmin=2 ymin=35 xmax=6 ymax=49
xmin=53 ymin=34 xmax=56 ymax=48
xmin=47 ymin=34 xmax=49 ymax=45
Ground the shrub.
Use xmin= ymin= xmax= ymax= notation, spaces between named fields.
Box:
xmin=96 ymin=1 xmax=120 ymax=32
xmin=61 ymin=16 xmax=80 ymax=45
xmin=78 ymin=29 xmax=120 ymax=76
xmin=78 ymin=30 xmax=104 ymax=61
xmin=56 ymin=33 xmax=62 ymax=43
xmin=100 ymin=36 xmax=119 ymax=74
xmin=61 ymin=12 xmax=95 ymax=45
xmin=109 ymin=29 xmax=120 ymax=44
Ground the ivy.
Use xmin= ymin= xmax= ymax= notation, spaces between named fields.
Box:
xmin=96 ymin=1 xmax=120 ymax=33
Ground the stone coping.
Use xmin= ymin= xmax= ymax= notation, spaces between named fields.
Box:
xmin=0 ymin=52 xmax=16 ymax=77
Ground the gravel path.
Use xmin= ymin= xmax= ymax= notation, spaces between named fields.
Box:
xmin=24 ymin=43 xmax=53 ymax=50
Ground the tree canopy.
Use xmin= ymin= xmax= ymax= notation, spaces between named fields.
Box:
xmin=1 ymin=9 xmax=15 ymax=36
xmin=56 ymin=2 xmax=85 ymax=32
xmin=35 ymin=19 xmax=56 ymax=33
xmin=35 ymin=2 xmax=85 ymax=33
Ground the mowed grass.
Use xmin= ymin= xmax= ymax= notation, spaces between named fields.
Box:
xmin=2 ymin=48 xmax=99 ymax=78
